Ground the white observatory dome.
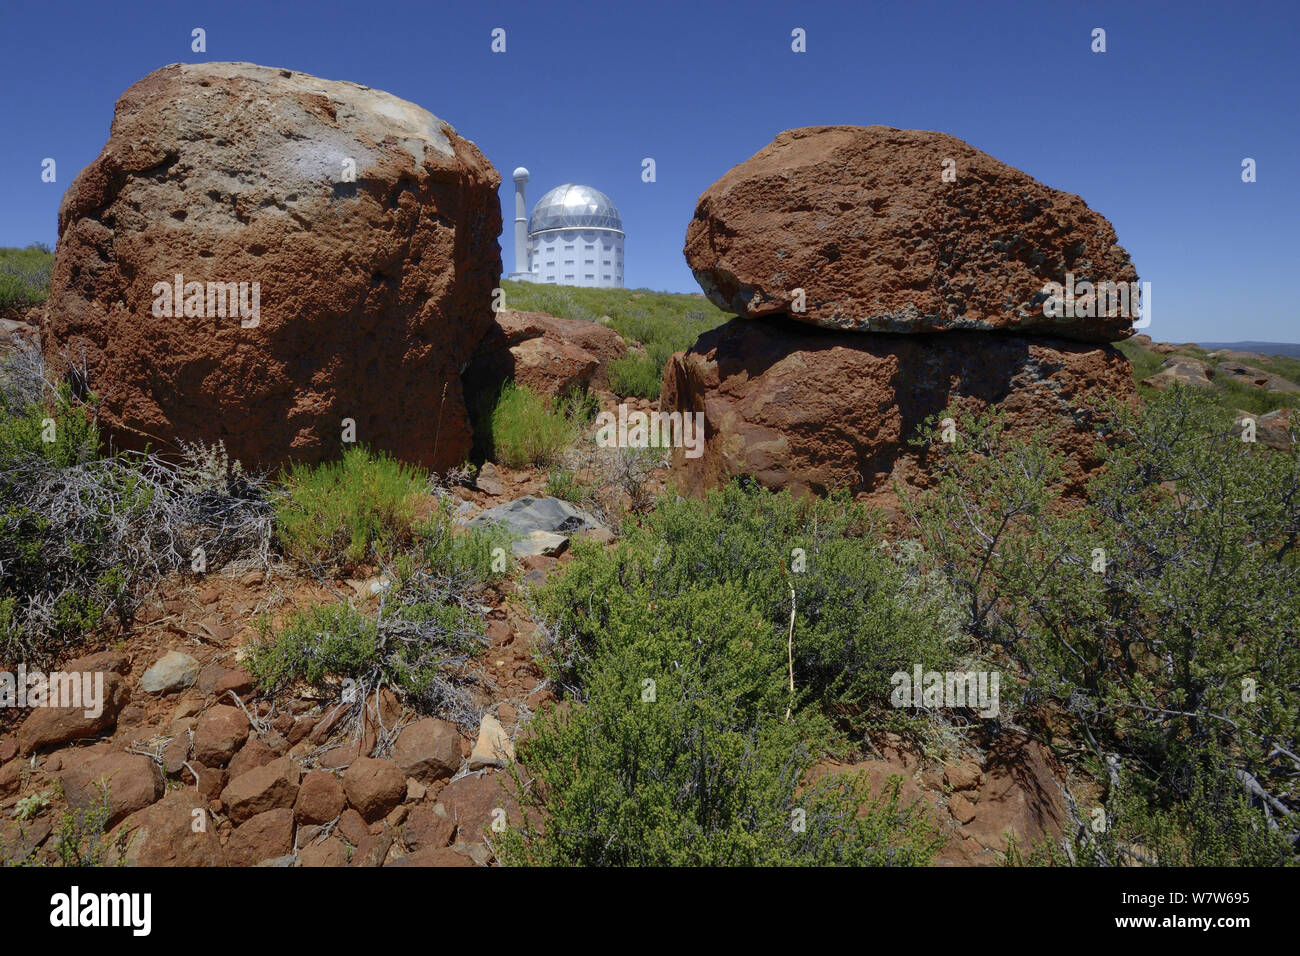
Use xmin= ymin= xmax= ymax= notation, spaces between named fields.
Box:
xmin=528 ymin=184 xmax=624 ymax=234
xmin=511 ymin=181 xmax=625 ymax=288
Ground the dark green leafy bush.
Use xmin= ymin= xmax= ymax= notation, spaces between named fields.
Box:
xmin=501 ymin=483 xmax=956 ymax=865
xmin=905 ymin=385 xmax=1299 ymax=865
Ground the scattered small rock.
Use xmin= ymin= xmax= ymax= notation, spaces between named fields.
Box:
xmin=950 ymin=791 xmax=978 ymax=825
xmin=336 ymin=808 xmax=369 ymax=846
xmin=475 ymin=462 xmax=506 ymax=496
xmin=294 ymin=770 xmax=346 ymax=825
xmin=468 ymin=715 xmax=514 ymax=770
xmin=140 ymin=650 xmax=201 ymax=694
xmin=393 ymin=717 xmax=461 ymax=784
xmin=299 ymin=836 xmax=348 ymax=867
xmin=944 ymin=761 xmax=982 ymax=792
xmin=342 ymin=757 xmax=406 ymax=822
xmin=191 ymin=705 xmax=251 ymax=767
xmin=225 ymin=808 xmax=295 ymax=866
xmin=221 ymin=756 xmax=301 ymax=825
xmin=110 ymin=791 xmax=225 ymax=866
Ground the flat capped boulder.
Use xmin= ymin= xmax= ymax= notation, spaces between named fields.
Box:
xmin=685 ymin=126 xmax=1139 ymax=342
xmin=43 ymin=61 xmax=501 ymax=471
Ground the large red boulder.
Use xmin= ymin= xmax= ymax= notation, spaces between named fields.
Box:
xmin=685 ymin=126 xmax=1139 ymax=343
xmin=660 ymin=317 xmax=1134 ymax=500
xmin=43 ymin=62 xmax=501 ymax=471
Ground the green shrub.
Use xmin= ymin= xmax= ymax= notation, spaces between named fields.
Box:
xmin=275 ymin=445 xmax=425 ymax=570
xmin=482 ymin=383 xmax=581 ymax=469
xmin=904 ymin=385 xmax=1300 ymax=865
xmin=247 ymin=593 xmax=482 ymax=719
xmin=1114 ymin=340 xmax=1165 ymax=382
xmin=1213 ymin=375 xmax=1295 ymax=416
xmin=607 ymin=353 xmax=664 ymax=399
xmin=409 ymin=495 xmax=514 ymax=584
xmin=0 ymin=245 xmax=54 ymax=309
xmin=0 ymin=379 xmax=99 ymax=466
xmin=503 ymin=578 xmax=944 ymax=865
xmin=51 ymin=783 xmax=122 ymax=867
xmin=499 ymin=280 xmax=729 ymax=395
xmin=545 ymin=467 xmax=594 ymax=504
xmin=501 ymin=483 xmax=957 ymax=865
xmin=251 ymin=496 xmax=508 ymax=718
xmin=537 ymin=483 xmax=962 ymax=734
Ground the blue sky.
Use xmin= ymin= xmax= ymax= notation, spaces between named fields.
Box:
xmin=1 ymin=0 xmax=1297 ymax=343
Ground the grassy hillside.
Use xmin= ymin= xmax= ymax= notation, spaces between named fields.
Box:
xmin=0 ymin=244 xmax=54 ymax=309
xmin=1118 ymin=337 xmax=1300 ymax=416
xmin=501 ymin=280 xmax=730 ymax=398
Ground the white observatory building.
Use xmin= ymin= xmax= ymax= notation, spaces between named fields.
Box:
xmin=508 ymin=168 xmax=624 ymax=288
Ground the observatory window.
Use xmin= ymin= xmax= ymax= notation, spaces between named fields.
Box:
xmin=564 ymin=244 xmax=574 ymax=251
xmin=565 ymin=273 xmax=574 ymax=280
xmin=585 ymin=274 xmax=594 ymax=280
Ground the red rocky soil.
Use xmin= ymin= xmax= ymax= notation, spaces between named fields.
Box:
xmin=0 ymin=451 xmax=1073 ymax=867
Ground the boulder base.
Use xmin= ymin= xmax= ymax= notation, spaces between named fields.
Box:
xmin=660 ymin=317 xmax=1134 ymax=501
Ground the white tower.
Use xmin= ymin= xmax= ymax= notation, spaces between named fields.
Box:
xmin=508 ymin=167 xmax=531 ymax=280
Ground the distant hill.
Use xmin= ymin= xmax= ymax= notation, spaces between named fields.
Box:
xmin=1198 ymin=341 xmax=1300 ymax=359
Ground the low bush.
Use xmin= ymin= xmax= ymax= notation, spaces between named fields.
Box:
xmin=275 ymin=445 xmax=425 ymax=571
xmin=250 ymin=496 xmax=510 ymax=721
xmin=501 ymin=482 xmax=959 ymax=865
xmin=0 ymin=245 xmax=54 ymax=309
xmin=536 ymin=482 xmax=963 ymax=732
xmin=503 ymin=578 xmax=944 ymax=865
xmin=607 ymin=353 xmax=664 ymax=399
xmin=904 ymin=385 xmax=1299 ymax=865
xmin=545 ymin=466 xmax=595 ymax=504
xmin=0 ymin=346 xmax=274 ymax=664
xmin=481 ymin=383 xmax=587 ymax=469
